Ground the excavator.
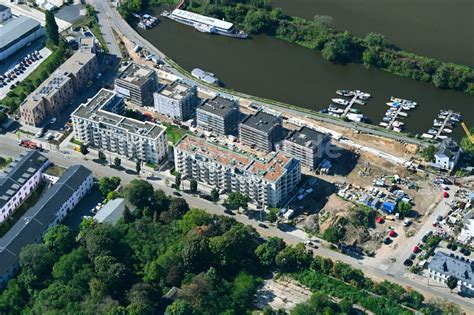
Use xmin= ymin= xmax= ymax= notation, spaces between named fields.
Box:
xmin=461 ymin=122 xmax=474 ymax=144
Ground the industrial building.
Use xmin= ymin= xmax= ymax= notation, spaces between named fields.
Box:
xmin=174 ymin=135 xmax=301 ymax=207
xmin=72 ymin=89 xmax=168 ymax=164
xmin=196 ymin=96 xmax=240 ymax=136
xmin=281 ymin=127 xmax=331 ymax=170
xmin=0 ymin=13 xmax=44 ymax=61
xmin=239 ymin=111 xmax=282 ymax=152
xmin=0 ymin=151 xmax=49 ymax=223
xmin=0 ymin=165 xmax=93 ymax=289
xmin=153 ymin=80 xmax=200 ymax=121
xmin=114 ymin=63 xmax=158 ymax=106
xmin=20 ymin=49 xmax=98 ymax=127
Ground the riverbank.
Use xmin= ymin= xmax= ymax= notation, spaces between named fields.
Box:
xmin=180 ymin=1 xmax=473 ymax=96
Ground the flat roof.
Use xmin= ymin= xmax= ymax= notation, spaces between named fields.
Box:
xmin=0 ymin=16 xmax=41 ymax=50
xmin=0 ymin=151 xmax=47 ymax=209
xmin=116 ymin=63 xmax=155 ymax=87
xmin=171 ymin=9 xmax=233 ymax=30
xmin=241 ymin=111 xmax=281 ymax=134
xmin=175 ymin=135 xmax=295 ymax=182
xmin=286 ymin=126 xmax=329 ymax=148
xmin=428 ymin=251 xmax=474 ymax=286
xmin=198 ymin=96 xmax=237 ymax=118
xmin=157 ymin=80 xmax=195 ymax=101
xmin=0 ymin=165 xmax=91 ymax=277
xmin=61 ymin=50 xmax=96 ymax=74
xmin=73 ymin=89 xmax=165 ymax=139
xmin=93 ymin=198 xmax=125 ymax=224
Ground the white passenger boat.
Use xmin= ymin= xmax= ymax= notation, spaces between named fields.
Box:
xmin=379 ymin=122 xmax=389 ymax=127
xmin=427 ymin=128 xmax=438 ymax=135
xmin=354 ymin=99 xmax=366 ymax=105
xmin=422 ymin=133 xmax=434 ymax=139
xmin=332 ymin=98 xmax=349 ymax=106
xmin=398 ymin=112 xmax=408 ymax=117
xmin=442 ymin=128 xmax=453 ymax=134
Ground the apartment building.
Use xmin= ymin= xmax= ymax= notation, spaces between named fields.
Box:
xmin=0 ymin=165 xmax=93 ymax=289
xmin=0 ymin=151 xmax=49 ymax=223
xmin=72 ymin=89 xmax=168 ymax=164
xmin=427 ymin=251 xmax=474 ymax=294
xmin=281 ymin=127 xmax=331 ymax=170
xmin=20 ymin=72 xmax=74 ymax=126
xmin=239 ymin=111 xmax=282 ymax=152
xmin=20 ymin=49 xmax=98 ymax=126
xmin=61 ymin=49 xmax=98 ymax=91
xmin=153 ymin=80 xmax=200 ymax=121
xmin=196 ymin=96 xmax=240 ymax=136
xmin=432 ymin=137 xmax=462 ymax=171
xmin=114 ymin=63 xmax=157 ymax=106
xmin=174 ymin=135 xmax=301 ymax=207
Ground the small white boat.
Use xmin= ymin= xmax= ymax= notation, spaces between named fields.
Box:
xmin=450 ymin=116 xmax=460 ymax=122
xmin=393 ymin=127 xmax=402 ymax=133
xmin=438 ymin=114 xmax=447 ymax=119
xmin=336 ymin=89 xmax=353 ymax=97
xmin=328 ymin=107 xmax=344 ymax=114
xmin=346 ymin=113 xmax=365 ymax=122
xmin=382 ymin=116 xmax=392 ymax=122
xmin=427 ymin=128 xmax=438 ymax=135
xmin=442 ymin=128 xmax=453 ymax=134
xmin=332 ymin=98 xmax=349 ymax=106
xmin=355 ymin=90 xmax=371 ymax=99
xmin=392 ymin=121 xmax=404 ymax=127
xmin=354 ymin=99 xmax=366 ymax=105
xmin=422 ymin=133 xmax=434 ymax=139
xmin=440 ymin=110 xmax=450 ymax=115
xmin=437 ymin=135 xmax=448 ymax=140
xmin=398 ymin=112 xmax=408 ymax=117
xmin=379 ymin=122 xmax=389 ymax=127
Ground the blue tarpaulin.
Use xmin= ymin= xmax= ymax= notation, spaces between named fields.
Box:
xmin=382 ymin=201 xmax=396 ymax=214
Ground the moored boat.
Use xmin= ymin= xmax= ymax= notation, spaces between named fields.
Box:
xmin=332 ymin=98 xmax=349 ymax=106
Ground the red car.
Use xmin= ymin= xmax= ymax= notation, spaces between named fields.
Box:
xmin=443 ymin=191 xmax=449 ymax=198
xmin=389 ymin=230 xmax=397 ymax=237
xmin=413 ymin=245 xmax=420 ymax=253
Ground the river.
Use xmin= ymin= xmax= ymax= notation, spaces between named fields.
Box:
xmin=135 ymin=4 xmax=474 ymax=141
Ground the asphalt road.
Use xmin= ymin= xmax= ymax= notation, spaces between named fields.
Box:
xmin=0 ymin=134 xmax=472 ymax=311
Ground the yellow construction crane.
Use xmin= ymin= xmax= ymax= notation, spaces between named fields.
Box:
xmin=461 ymin=122 xmax=474 ymax=144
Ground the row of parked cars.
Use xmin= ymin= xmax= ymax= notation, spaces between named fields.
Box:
xmin=0 ymin=51 xmax=42 ymax=88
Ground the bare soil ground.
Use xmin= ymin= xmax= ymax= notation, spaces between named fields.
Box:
xmin=255 ymin=277 xmax=312 ymax=311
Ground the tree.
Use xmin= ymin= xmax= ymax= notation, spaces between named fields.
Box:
xmin=135 ymin=160 xmax=141 ymax=175
xmin=0 ymin=112 xmax=7 ymax=125
xmin=18 ymin=244 xmax=56 ymax=289
xmin=98 ymin=176 xmax=121 ymax=196
xmin=182 ymin=235 xmax=211 ymax=273
xmin=126 ymin=283 xmax=161 ymax=315
xmin=165 ymin=300 xmax=193 ymax=315
xmin=275 ymin=243 xmax=312 ymax=272
xmin=211 ymin=188 xmax=219 ymax=202
xmin=43 ymin=225 xmax=75 ymax=256
xmin=114 ymin=157 xmax=121 ymax=168
xmin=123 ymin=179 xmax=154 ymax=210
xmin=80 ymin=144 xmax=89 ymax=158
xmin=175 ymin=172 xmax=181 ymax=190
xmin=189 ymin=179 xmax=198 ymax=193
xmin=161 ymin=198 xmax=190 ymax=223
xmin=122 ymin=206 xmax=133 ymax=223
xmin=322 ymin=226 xmax=345 ymax=243
xmin=396 ymin=201 xmax=412 ymax=218
xmin=447 ymin=275 xmax=458 ymax=292
xmin=98 ymin=151 xmax=106 ymax=162
xmin=223 ymin=192 xmax=251 ymax=210
xmin=45 ymin=10 xmax=59 ymax=46
xmin=255 ymin=237 xmax=286 ymax=267
xmin=420 ymin=145 xmax=437 ymax=162
xmin=364 ymin=32 xmax=388 ymax=48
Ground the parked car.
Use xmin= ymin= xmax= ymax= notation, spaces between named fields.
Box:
xmin=258 ymin=223 xmax=268 ymax=229
xmin=172 ymin=191 xmax=182 ymax=197
xmin=403 ymin=259 xmax=413 ymax=267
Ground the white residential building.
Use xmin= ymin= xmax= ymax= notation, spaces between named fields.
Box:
xmin=174 ymin=135 xmax=301 ymax=207
xmin=72 ymin=89 xmax=168 ymax=164
xmin=0 ymin=165 xmax=93 ymax=289
xmin=0 ymin=151 xmax=49 ymax=223
xmin=153 ymin=80 xmax=199 ymax=121
xmin=427 ymin=251 xmax=474 ymax=295
xmin=432 ymin=138 xmax=462 ymax=171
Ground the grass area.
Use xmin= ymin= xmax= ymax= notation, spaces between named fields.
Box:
xmin=90 ymin=22 xmax=109 ymax=53
xmin=112 ymin=28 xmax=129 ymax=59
xmin=0 ymin=182 xmax=47 ymax=237
xmin=163 ymin=122 xmax=187 ymax=144
xmin=1 ymin=44 xmax=70 ymax=113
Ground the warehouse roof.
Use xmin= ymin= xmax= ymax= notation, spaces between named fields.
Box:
xmin=0 ymin=16 xmax=41 ymax=50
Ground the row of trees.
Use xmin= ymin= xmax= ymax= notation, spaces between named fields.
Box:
xmin=185 ymin=1 xmax=474 ymax=94
xmin=0 ymin=178 xmax=456 ymax=314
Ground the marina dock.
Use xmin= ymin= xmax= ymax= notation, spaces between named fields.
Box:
xmin=386 ymin=106 xmax=404 ymax=130
xmin=434 ymin=110 xmax=453 ymax=140
xmin=324 ymin=89 xmax=369 ymax=122
xmin=342 ymin=93 xmax=363 ymax=117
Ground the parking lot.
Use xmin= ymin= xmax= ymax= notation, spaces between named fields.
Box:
xmin=0 ymin=44 xmax=51 ymax=98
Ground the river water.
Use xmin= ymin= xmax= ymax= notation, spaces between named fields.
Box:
xmin=136 ymin=4 xmax=474 ymax=141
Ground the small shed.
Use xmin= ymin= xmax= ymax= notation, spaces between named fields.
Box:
xmin=93 ymin=198 xmax=126 ymax=225
xmin=382 ymin=201 xmax=397 ymax=214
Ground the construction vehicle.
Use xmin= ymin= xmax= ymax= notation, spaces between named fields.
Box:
xmin=461 ymin=122 xmax=474 ymax=144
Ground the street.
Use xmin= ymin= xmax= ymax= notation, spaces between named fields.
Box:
xmin=0 ymin=134 xmax=472 ymax=311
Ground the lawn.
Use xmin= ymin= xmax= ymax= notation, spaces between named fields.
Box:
xmin=0 ymin=182 xmax=47 ymax=237
xmin=163 ymin=123 xmax=187 ymax=144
